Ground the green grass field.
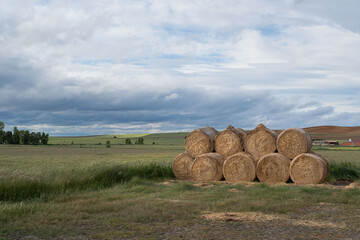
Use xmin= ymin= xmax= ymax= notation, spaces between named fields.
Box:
xmin=1 ymin=133 xmax=360 ymax=239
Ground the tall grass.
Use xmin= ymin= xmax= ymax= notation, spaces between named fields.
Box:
xmin=328 ymin=161 xmax=360 ymax=181
xmin=0 ymin=163 xmax=174 ymax=202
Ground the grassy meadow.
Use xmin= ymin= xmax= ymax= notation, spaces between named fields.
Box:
xmin=0 ymin=133 xmax=360 ymax=239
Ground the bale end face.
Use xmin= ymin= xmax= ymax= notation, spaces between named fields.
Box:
xmin=191 ymin=153 xmax=224 ymax=181
xmin=223 ymin=152 xmax=256 ymax=182
xmin=185 ymin=127 xmax=217 ymax=158
xmin=214 ymin=127 xmax=244 ymax=157
xmin=290 ymin=153 xmax=327 ymax=184
xmin=244 ymin=124 xmax=278 ymax=161
xmin=172 ymin=152 xmax=195 ymax=180
xmin=256 ymin=153 xmax=291 ymax=183
xmin=277 ymin=128 xmax=312 ymax=159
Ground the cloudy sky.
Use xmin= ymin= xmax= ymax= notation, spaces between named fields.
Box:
xmin=1 ymin=0 xmax=359 ymax=135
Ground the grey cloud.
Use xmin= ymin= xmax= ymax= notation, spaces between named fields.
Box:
xmin=1 ymin=0 xmax=360 ymax=135
xmin=293 ymin=0 xmax=360 ymax=32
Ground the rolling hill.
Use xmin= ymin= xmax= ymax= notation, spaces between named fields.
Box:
xmin=303 ymin=126 xmax=360 ymax=140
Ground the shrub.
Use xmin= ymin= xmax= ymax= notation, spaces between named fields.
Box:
xmin=106 ymin=140 xmax=111 ymax=148
xmin=125 ymin=139 xmax=132 ymax=145
xmin=135 ymin=137 xmax=144 ymax=144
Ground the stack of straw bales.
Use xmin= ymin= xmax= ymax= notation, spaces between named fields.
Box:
xmin=173 ymin=124 xmax=329 ymax=184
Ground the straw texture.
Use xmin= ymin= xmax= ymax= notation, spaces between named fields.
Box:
xmin=191 ymin=153 xmax=225 ymax=181
xmin=244 ymin=123 xmax=278 ymax=162
xmin=290 ymin=153 xmax=327 ymax=184
xmin=277 ymin=128 xmax=312 ymax=159
xmin=223 ymin=152 xmax=256 ymax=182
xmin=256 ymin=153 xmax=291 ymax=183
xmin=214 ymin=125 xmax=246 ymax=158
xmin=185 ymin=127 xmax=218 ymax=158
xmin=172 ymin=152 xmax=195 ymax=180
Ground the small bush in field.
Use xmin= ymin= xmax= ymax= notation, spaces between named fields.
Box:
xmin=135 ymin=138 xmax=144 ymax=144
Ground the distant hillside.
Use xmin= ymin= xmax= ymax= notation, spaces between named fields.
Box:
xmin=304 ymin=126 xmax=360 ymax=135
xmin=271 ymin=126 xmax=360 ymax=140
xmin=304 ymin=126 xmax=360 ymax=140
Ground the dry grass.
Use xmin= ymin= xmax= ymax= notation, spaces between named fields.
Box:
xmin=1 ymin=133 xmax=360 ymax=239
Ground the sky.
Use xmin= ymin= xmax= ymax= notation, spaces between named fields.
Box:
xmin=0 ymin=0 xmax=359 ymax=136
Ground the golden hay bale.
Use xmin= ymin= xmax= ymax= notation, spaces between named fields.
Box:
xmin=256 ymin=153 xmax=291 ymax=183
xmin=185 ymin=127 xmax=218 ymax=158
xmin=191 ymin=153 xmax=225 ymax=181
xmin=244 ymin=123 xmax=278 ymax=162
xmin=223 ymin=152 xmax=256 ymax=182
xmin=172 ymin=152 xmax=195 ymax=180
xmin=214 ymin=125 xmax=246 ymax=158
xmin=290 ymin=153 xmax=327 ymax=184
xmin=277 ymin=128 xmax=312 ymax=159
xmin=309 ymin=151 xmax=330 ymax=182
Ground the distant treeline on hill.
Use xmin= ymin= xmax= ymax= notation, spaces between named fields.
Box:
xmin=0 ymin=121 xmax=49 ymax=145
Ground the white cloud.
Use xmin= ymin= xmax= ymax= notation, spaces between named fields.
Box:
xmin=164 ymin=93 xmax=178 ymax=101
xmin=0 ymin=0 xmax=360 ymax=134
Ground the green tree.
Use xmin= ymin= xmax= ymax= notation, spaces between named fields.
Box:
xmin=125 ymin=139 xmax=132 ymax=145
xmin=30 ymin=132 xmax=40 ymax=145
xmin=0 ymin=131 xmax=4 ymax=144
xmin=0 ymin=122 xmax=4 ymax=144
xmin=135 ymin=137 xmax=144 ymax=144
xmin=0 ymin=122 xmax=5 ymax=144
xmin=5 ymin=131 xmax=13 ymax=144
xmin=106 ymin=140 xmax=111 ymax=148
xmin=20 ymin=130 xmax=25 ymax=143
xmin=35 ymin=132 xmax=41 ymax=145
xmin=41 ymin=132 xmax=49 ymax=145
xmin=12 ymin=127 xmax=21 ymax=144
xmin=23 ymin=130 xmax=30 ymax=145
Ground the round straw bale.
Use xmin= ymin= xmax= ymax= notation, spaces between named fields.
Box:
xmin=185 ymin=127 xmax=218 ymax=158
xmin=290 ymin=153 xmax=327 ymax=184
xmin=277 ymin=128 xmax=312 ymax=159
xmin=223 ymin=152 xmax=256 ymax=182
xmin=256 ymin=153 xmax=291 ymax=183
xmin=244 ymin=123 xmax=278 ymax=162
xmin=309 ymin=151 xmax=330 ymax=182
xmin=214 ymin=125 xmax=246 ymax=158
xmin=172 ymin=152 xmax=195 ymax=180
xmin=191 ymin=153 xmax=225 ymax=181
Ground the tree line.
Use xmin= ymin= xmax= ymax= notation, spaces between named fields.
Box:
xmin=0 ymin=121 xmax=49 ymax=145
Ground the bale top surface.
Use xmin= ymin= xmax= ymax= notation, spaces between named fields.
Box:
xmin=309 ymin=151 xmax=330 ymax=182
